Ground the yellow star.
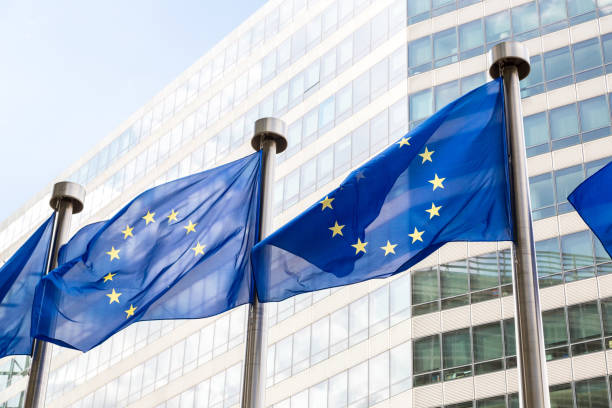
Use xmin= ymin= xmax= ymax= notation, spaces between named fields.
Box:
xmin=419 ymin=146 xmax=435 ymax=163
xmin=167 ymin=209 xmax=179 ymax=223
xmin=397 ymin=137 xmax=411 ymax=148
xmin=184 ymin=220 xmax=197 ymax=234
xmin=380 ymin=241 xmax=397 ymax=256
xmin=351 ymin=238 xmax=368 ymax=254
xmin=121 ymin=225 xmax=134 ymax=239
xmin=409 ymin=227 xmax=425 ymax=243
xmin=319 ymin=196 xmax=334 ymax=211
xmin=329 ymin=221 xmax=345 ymax=237
xmin=425 ymin=203 xmax=442 ymax=219
xmin=106 ymin=246 xmax=120 ymax=261
xmin=142 ymin=211 xmax=156 ymax=225
xmin=103 ymin=272 xmax=116 ymax=283
xmin=125 ymin=304 xmax=137 ymax=318
xmin=106 ymin=289 xmax=122 ymax=304
xmin=192 ymin=242 xmax=206 ymax=256
xmin=428 ymin=174 xmax=446 ymax=190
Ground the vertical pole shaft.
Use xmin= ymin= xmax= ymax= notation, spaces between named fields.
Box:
xmin=242 ymin=118 xmax=287 ymax=408
xmin=24 ymin=182 xmax=85 ymax=408
xmin=489 ymin=42 xmax=550 ymax=408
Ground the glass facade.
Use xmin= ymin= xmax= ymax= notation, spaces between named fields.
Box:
xmin=1 ymin=0 xmax=612 ymax=407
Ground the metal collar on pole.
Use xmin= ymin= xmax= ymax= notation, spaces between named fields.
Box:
xmin=242 ymin=117 xmax=287 ymax=408
xmin=489 ymin=42 xmax=551 ymax=408
xmin=24 ymin=181 xmax=85 ymax=408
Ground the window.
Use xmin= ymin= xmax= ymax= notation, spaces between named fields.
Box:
xmin=307 ymin=15 xmax=322 ymax=49
xmin=348 ymin=362 xmax=368 ymax=407
xmin=330 ymin=306 xmax=348 ymax=355
xmin=579 ymin=96 xmax=610 ymax=134
xmin=412 ymin=267 xmax=438 ymax=312
xmin=554 ymin=165 xmax=583 ymax=212
xmin=408 ymin=37 xmax=431 ymax=73
xmin=524 ymin=112 xmax=549 ymax=155
xmin=539 ymin=0 xmax=567 ymax=27
xmin=369 ymin=286 xmax=389 ymax=335
xmin=371 ymin=9 xmax=388 ymax=48
xmin=543 ymin=308 xmax=568 ymax=357
xmin=440 ymin=261 xmax=468 ymax=307
xmin=390 ymin=273 xmax=411 ymax=325
xmin=321 ymin=49 xmax=337 ymax=82
xmin=336 ymin=84 xmax=352 ymax=120
xmin=469 ymin=252 xmax=499 ymax=291
xmin=575 ymin=377 xmax=608 ymax=407
xmin=370 ymin=59 xmax=388 ymax=98
xmin=435 ymin=80 xmax=459 ymax=111
xmin=293 ymin=326 xmax=310 ymax=374
xmin=568 ymin=302 xmax=601 ymax=343
xmin=319 ymin=97 xmax=335 ymax=130
xmin=572 ymin=38 xmax=603 ymax=76
xmin=303 ymin=108 xmax=318 ymax=143
xmin=442 ymin=329 xmax=471 ymax=381
xmin=544 ymin=47 xmax=572 ymax=86
xmin=530 ymin=173 xmax=555 ymax=220
xmin=461 ymin=72 xmax=485 ymax=94
xmin=275 ymin=336 xmax=292 ymax=382
xmin=409 ymin=89 xmax=433 ymax=123
xmin=512 ymin=2 xmax=539 ymax=36
xmin=353 ymin=71 xmax=370 ymax=111
xmin=369 ymin=352 xmax=389 ymax=405
xmin=351 ymin=123 xmax=369 ymax=166
xmin=473 ymin=323 xmax=503 ymax=374
xmin=305 ymin=62 xmax=320 ymax=93
xmin=354 ymin=22 xmax=371 ymax=60
xmin=536 ymin=238 xmax=562 ymax=278
xmin=390 ymin=342 xmax=411 ymax=395
xmin=485 ymin=11 xmax=510 ymax=44
xmin=328 ymin=371 xmax=347 ymax=407
xmin=284 ymin=169 xmax=300 ymax=209
xmin=433 ymin=28 xmax=457 ymax=67
xmin=561 ymin=231 xmax=593 ymax=271
xmin=408 ymin=1 xmax=429 ymax=23
xmin=309 ymin=381 xmax=327 ymax=408
xmin=337 ymin=37 xmax=353 ymax=70
xmin=317 ymin=147 xmax=333 ymax=188
xmin=549 ymin=104 xmax=578 ymax=144
xmin=300 ymin=158 xmax=316 ymax=198
xmin=459 ymin=20 xmax=483 ymax=58
xmin=311 ymin=316 xmax=329 ymax=364
xmin=413 ymin=335 xmax=440 ymax=377
xmin=370 ymin=110 xmax=388 ymax=154
xmin=292 ymin=27 xmax=307 ymax=61
xmin=349 ymin=296 xmax=368 ymax=346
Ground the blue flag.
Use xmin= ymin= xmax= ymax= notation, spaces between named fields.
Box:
xmin=253 ymin=79 xmax=512 ymax=302
xmin=0 ymin=214 xmax=54 ymax=358
xmin=568 ymin=160 xmax=612 ymax=258
xmin=32 ymin=152 xmax=261 ymax=352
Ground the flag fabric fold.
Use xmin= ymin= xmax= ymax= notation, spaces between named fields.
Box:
xmin=32 ymin=152 xmax=261 ymax=352
xmin=252 ymin=78 xmax=512 ymax=302
xmin=568 ymin=160 xmax=612 ymax=258
xmin=0 ymin=214 xmax=54 ymax=358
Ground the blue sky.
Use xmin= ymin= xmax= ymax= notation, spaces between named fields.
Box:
xmin=0 ymin=0 xmax=267 ymax=223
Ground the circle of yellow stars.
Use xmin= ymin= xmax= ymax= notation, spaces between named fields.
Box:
xmin=322 ymin=141 xmax=445 ymax=258
xmin=103 ymin=208 xmax=206 ymax=319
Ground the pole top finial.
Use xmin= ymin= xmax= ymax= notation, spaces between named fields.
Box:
xmin=488 ymin=41 xmax=531 ymax=80
xmin=50 ymin=181 xmax=86 ymax=214
xmin=251 ymin=117 xmax=287 ymax=154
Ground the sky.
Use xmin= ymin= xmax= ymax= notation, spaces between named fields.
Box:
xmin=0 ymin=0 xmax=268 ymax=224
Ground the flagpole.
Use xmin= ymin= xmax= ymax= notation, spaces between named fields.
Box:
xmin=24 ymin=181 xmax=85 ymax=408
xmin=242 ymin=118 xmax=287 ymax=408
xmin=489 ymin=42 xmax=551 ymax=407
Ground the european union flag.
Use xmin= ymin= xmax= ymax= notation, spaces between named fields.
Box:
xmin=32 ymin=152 xmax=261 ymax=352
xmin=253 ymin=79 xmax=512 ymax=302
xmin=568 ymin=160 xmax=612 ymax=258
xmin=0 ymin=214 xmax=54 ymax=358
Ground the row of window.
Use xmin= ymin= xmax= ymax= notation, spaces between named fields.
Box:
xmin=267 ymin=273 xmax=410 ymax=386
xmin=75 ymin=362 xmax=242 ymax=408
xmin=529 ymin=157 xmax=611 ymax=221
xmin=413 ymin=298 xmax=612 ymax=387
xmin=407 ymin=0 xmax=610 ymax=76
xmin=46 ymin=306 xmax=246 ymax=404
xmin=407 ymin=0 xmax=480 ymax=24
xmin=68 ymin=0 xmax=402 ymax=192
xmin=524 ymin=94 xmax=612 ymax=157
xmin=65 ymin=0 xmax=407 ymax=235
xmin=523 ymin=33 xmax=612 ymax=97
xmin=269 ymin=375 xmax=612 ymax=408
xmin=271 ymin=341 xmax=411 ymax=408
xmin=412 ymin=230 xmax=612 ymax=316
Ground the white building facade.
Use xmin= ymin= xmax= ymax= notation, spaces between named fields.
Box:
xmin=2 ymin=0 xmax=612 ymax=406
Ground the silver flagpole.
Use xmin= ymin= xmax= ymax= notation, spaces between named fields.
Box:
xmin=24 ymin=181 xmax=85 ymax=408
xmin=242 ymin=118 xmax=287 ymax=408
xmin=489 ymin=42 xmax=550 ymax=407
